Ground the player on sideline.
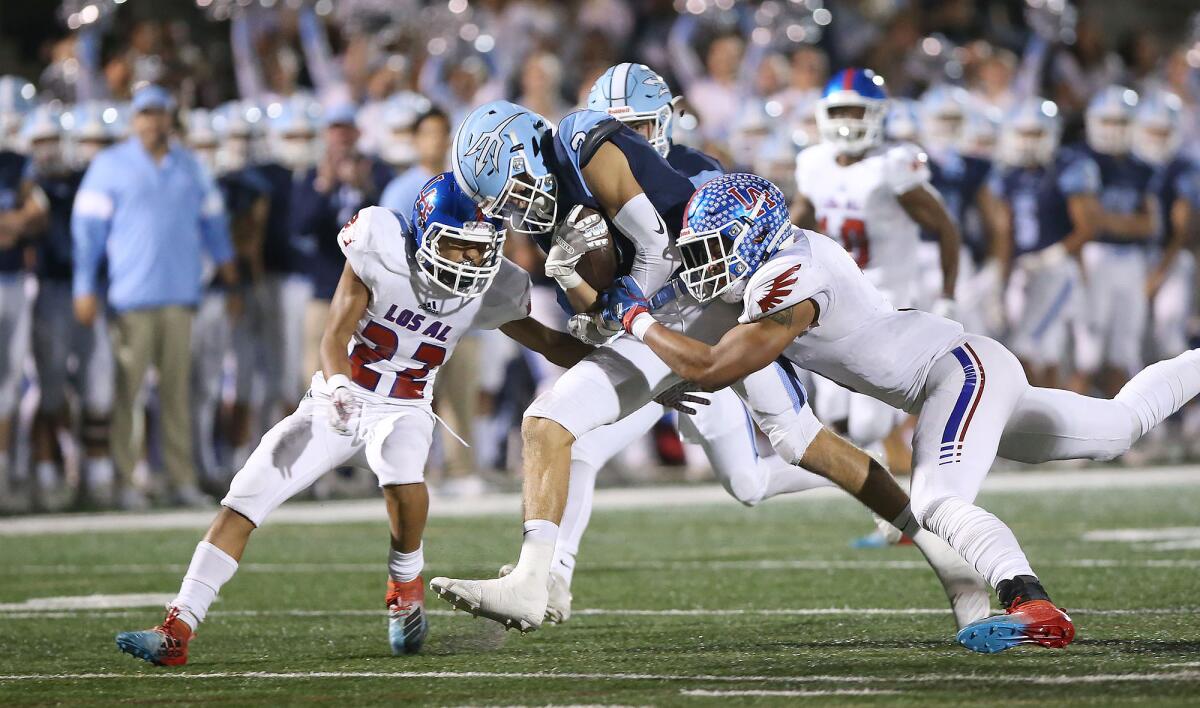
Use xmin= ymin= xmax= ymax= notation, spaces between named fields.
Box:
xmin=432 ymin=99 xmax=989 ymax=633
xmin=597 ymin=172 xmax=1200 ymax=653
xmin=114 ymin=174 xmax=595 ymax=665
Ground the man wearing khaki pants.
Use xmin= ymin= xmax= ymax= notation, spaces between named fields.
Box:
xmin=72 ymin=85 xmax=238 ymax=510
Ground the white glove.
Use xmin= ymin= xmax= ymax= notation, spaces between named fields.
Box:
xmin=545 ymin=205 xmax=611 ymax=289
xmin=568 ymin=313 xmax=622 ymax=346
xmin=931 ymin=296 xmax=957 ymax=321
xmin=324 ymin=374 xmax=360 ymax=436
xmin=653 ymin=380 xmax=711 ymax=416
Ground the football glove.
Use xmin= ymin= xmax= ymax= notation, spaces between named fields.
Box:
xmin=545 ymin=205 xmax=611 ymax=289
xmin=568 ymin=313 xmax=622 ymax=346
xmin=599 ymin=276 xmax=650 ymax=333
xmin=326 ymin=378 xmax=360 ymax=436
xmin=653 ymin=380 xmax=711 ymax=416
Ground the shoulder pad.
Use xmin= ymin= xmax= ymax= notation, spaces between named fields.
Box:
xmin=337 ymin=205 xmax=407 ymax=278
xmin=741 ymin=238 xmax=816 ymax=323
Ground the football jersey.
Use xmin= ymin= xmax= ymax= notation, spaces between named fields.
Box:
xmin=741 ymin=228 xmax=966 ymax=411
xmin=336 ymin=206 xmax=532 ymax=405
xmin=794 ymin=141 xmax=930 ymax=296
xmin=0 ymin=150 xmax=28 ymax=274
xmin=987 ymin=148 xmax=1100 ymax=257
xmin=34 ymin=168 xmax=86 ymax=281
xmin=667 ymin=142 xmax=724 ymax=187
xmin=1086 ymin=147 xmax=1157 ymax=246
xmin=1148 ymin=156 xmax=1200 ymax=247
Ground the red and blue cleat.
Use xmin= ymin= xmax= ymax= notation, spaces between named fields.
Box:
xmin=956 ymin=599 xmax=1075 ymax=653
xmin=387 ymin=576 xmax=429 ymax=655
xmin=115 ymin=606 xmax=193 ymax=666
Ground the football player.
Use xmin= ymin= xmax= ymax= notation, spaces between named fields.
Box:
xmin=114 ymin=174 xmax=594 ymax=665
xmin=1072 ymin=86 xmax=1159 ymax=397
xmin=791 ymin=69 xmax=961 ymax=470
xmin=431 ymin=98 xmax=988 ymax=633
xmin=985 ymin=98 xmax=1100 ymax=388
xmin=598 ymin=171 xmax=1200 ymax=653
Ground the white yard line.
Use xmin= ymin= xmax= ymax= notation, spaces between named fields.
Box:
xmin=1 ymin=467 xmax=1197 ymax=537
xmin=681 ymin=689 xmax=900 ymax=697
xmin=0 ymin=669 xmax=1196 ymax=685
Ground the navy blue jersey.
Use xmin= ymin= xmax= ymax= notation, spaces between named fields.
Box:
xmin=0 ymin=151 xmax=28 ymax=273
xmin=989 ymin=147 xmax=1100 ymax=257
xmin=254 ymin=162 xmax=303 ymax=274
xmin=923 ymin=150 xmax=991 ymax=263
xmin=1148 ymin=156 xmax=1200 ymax=246
xmin=217 ymin=167 xmax=271 ymax=219
xmin=34 ymin=169 xmax=86 ymax=281
xmin=1086 ymin=147 xmax=1157 ymax=246
xmin=667 ymin=143 xmax=724 ymax=187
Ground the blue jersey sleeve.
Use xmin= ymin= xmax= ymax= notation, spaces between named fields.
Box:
xmin=667 ymin=144 xmax=725 ymax=187
xmin=1057 ymin=155 xmax=1100 ymax=196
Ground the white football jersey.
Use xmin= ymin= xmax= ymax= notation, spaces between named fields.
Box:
xmin=794 ymin=141 xmax=930 ymax=305
xmin=740 ymin=228 xmax=965 ymax=411
xmin=336 ymin=206 xmax=531 ymax=405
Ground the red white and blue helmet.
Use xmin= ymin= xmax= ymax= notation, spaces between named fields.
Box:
xmin=409 ymin=172 xmax=506 ymax=299
xmin=677 ymin=173 xmax=792 ymax=303
xmin=816 ymin=68 xmax=888 ymax=155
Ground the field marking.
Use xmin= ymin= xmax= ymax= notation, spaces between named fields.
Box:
xmin=0 ymin=670 xmax=1197 ymax=685
xmin=10 ymin=557 xmax=1200 ymax=577
xmin=0 ymin=593 xmax=177 ymax=612
xmin=2 ymin=605 xmax=1197 ymax=620
xmin=1083 ymin=527 xmax=1200 ymax=552
xmin=686 ymin=696 xmax=902 ymax=700
xmin=2 ymin=467 xmax=1198 ymax=537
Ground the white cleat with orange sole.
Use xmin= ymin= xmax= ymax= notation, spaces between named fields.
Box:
xmin=430 ymin=572 xmax=548 ymax=633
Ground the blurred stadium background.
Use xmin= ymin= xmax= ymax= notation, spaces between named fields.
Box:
xmin=0 ymin=0 xmax=1198 ymax=516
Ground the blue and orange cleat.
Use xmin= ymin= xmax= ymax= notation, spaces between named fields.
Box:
xmin=387 ymin=576 xmax=429 ymax=655
xmin=956 ymin=599 xmax=1075 ymax=653
xmin=115 ymin=606 xmax=193 ymax=666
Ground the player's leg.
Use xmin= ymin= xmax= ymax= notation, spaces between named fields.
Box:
xmin=0 ymin=274 xmax=30 ymax=500
xmin=79 ymin=307 xmax=116 ymax=505
xmin=364 ymin=408 xmax=437 ymax=655
xmin=108 ymin=310 xmax=156 ymax=510
xmin=115 ymin=391 xmax=360 ymax=666
xmin=906 ymin=336 xmax=1073 ymax=653
xmin=159 ymin=306 xmax=203 ymax=505
xmin=30 ymin=281 xmax=72 ymax=510
xmin=431 ymin=334 xmax=679 ymax=631
xmin=190 ymin=293 xmax=229 ymax=489
xmin=1097 ymin=251 xmax=1148 ymax=397
xmin=1069 ymin=243 xmax=1107 ymax=393
xmin=1010 ymin=255 xmax=1077 ymax=388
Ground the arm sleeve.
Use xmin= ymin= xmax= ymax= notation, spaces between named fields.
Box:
xmin=1057 ymin=156 xmax=1101 ymax=196
xmin=884 ymin=144 xmax=932 ymax=195
xmin=612 ymin=192 xmax=678 ymax=294
xmin=70 ymin=160 xmax=114 ymax=298
xmin=740 ymin=246 xmax=829 ymax=324
xmin=199 ymin=171 xmax=234 ymax=265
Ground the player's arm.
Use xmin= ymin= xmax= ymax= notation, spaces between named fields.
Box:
xmin=582 ymin=142 xmax=676 ymax=293
xmin=638 ymin=303 xmax=816 ymax=390
xmin=319 ymin=262 xmax=370 ymax=383
xmin=1148 ymin=195 xmax=1194 ymax=298
xmin=1062 ymin=193 xmax=1099 ymax=254
xmin=898 ymin=185 xmax=959 ymax=299
xmin=979 ymin=186 xmax=1013 ymax=281
xmin=500 ymin=317 xmax=594 ymax=369
xmin=0 ymin=179 xmax=49 ymax=246
xmin=1098 ymin=194 xmax=1160 ymax=240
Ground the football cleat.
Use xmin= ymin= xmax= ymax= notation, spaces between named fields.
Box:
xmin=499 ymin=564 xmax=573 ymax=624
xmin=430 ymin=572 xmax=547 ymax=633
xmin=956 ymin=599 xmax=1075 ymax=654
xmin=387 ymin=576 xmax=429 ymax=655
xmin=115 ymin=606 xmax=193 ymax=666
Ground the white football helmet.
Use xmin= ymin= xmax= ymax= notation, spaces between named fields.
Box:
xmin=1085 ymin=85 xmax=1138 ymax=156
xmin=1131 ymin=90 xmax=1182 ymax=166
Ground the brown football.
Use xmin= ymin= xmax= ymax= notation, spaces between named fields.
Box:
xmin=563 ymin=207 xmax=618 ymax=290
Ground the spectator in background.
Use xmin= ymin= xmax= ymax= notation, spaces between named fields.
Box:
xmin=293 ymin=103 xmax=393 ymax=383
xmin=682 ymin=32 xmax=745 ymax=143
xmin=516 ymin=51 xmax=570 ymax=124
xmin=72 ymin=85 xmax=238 ymax=510
xmin=380 ymin=107 xmax=451 ymax=216
xmin=1052 ymin=17 xmax=1124 ymax=116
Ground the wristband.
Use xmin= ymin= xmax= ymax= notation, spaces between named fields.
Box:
xmin=326 ymin=373 xmax=351 ymax=392
xmin=629 ymin=312 xmax=656 ymax=341
xmin=553 ymin=271 xmax=584 ymax=289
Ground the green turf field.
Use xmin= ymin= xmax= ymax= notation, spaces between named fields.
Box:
xmin=2 ymin=478 xmax=1199 ymax=706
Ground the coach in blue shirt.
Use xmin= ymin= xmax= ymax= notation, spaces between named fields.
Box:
xmin=72 ymin=84 xmax=238 ymax=510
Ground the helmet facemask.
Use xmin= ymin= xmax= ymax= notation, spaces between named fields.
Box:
xmin=484 ymin=159 xmax=557 ymax=235
xmin=678 ymin=194 xmax=769 ymax=303
xmin=1086 ymin=113 xmax=1133 ymax=156
xmin=817 ymin=98 xmax=886 ymax=155
xmin=415 ymin=220 xmax=507 ymax=298
xmin=1132 ymin=122 xmax=1177 ymax=166
xmin=607 ymin=103 xmax=673 ymax=157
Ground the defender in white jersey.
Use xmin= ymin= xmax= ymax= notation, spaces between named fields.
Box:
xmin=791 ymin=69 xmax=962 ymax=465
xmin=115 ymin=174 xmax=594 ymax=666
xmin=602 ymin=172 xmax=1200 ymax=653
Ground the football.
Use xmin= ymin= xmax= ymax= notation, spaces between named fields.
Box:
xmin=564 ymin=207 xmax=619 ymax=290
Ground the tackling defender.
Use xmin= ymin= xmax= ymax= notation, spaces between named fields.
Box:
xmin=114 ymin=174 xmax=593 ymax=665
xmin=432 ymin=97 xmax=988 ymax=632
xmin=598 ymin=172 xmax=1200 ymax=653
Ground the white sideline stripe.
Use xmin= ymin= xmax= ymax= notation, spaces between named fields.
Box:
xmin=2 ymin=467 xmax=1198 ymax=537
xmin=0 ymin=593 xmax=176 ymax=612
xmin=0 ymin=670 xmax=1197 ymax=685
xmin=1083 ymin=527 xmax=1200 ymax=542
xmin=1 ymin=606 xmax=1197 ymax=619
xmin=686 ymin=696 xmax=902 ymax=700
xmin=11 ymin=557 xmax=1200 ymax=576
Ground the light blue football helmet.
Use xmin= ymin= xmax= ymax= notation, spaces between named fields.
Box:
xmin=1086 ymin=85 xmax=1138 ymax=156
xmin=918 ymin=84 xmax=970 ymax=151
xmin=0 ymin=75 xmax=35 ymax=148
xmin=452 ymin=100 xmax=556 ymax=234
xmin=587 ymin=63 xmax=674 ymax=157
xmin=1132 ymin=90 xmax=1183 ymax=165
xmin=1000 ymin=97 xmax=1060 ymax=167
xmin=677 ymin=172 xmax=792 ymax=303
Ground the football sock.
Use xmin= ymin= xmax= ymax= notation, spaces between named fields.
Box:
xmin=554 ymin=459 xmax=598 ymax=587
xmin=1115 ymin=349 xmax=1200 ymax=443
xmin=85 ymin=457 xmax=114 ymax=487
xmin=172 ymin=541 xmax=239 ymax=631
xmin=514 ymin=519 xmax=558 ymax=581
xmin=35 ymin=461 xmax=57 ymax=491
xmin=388 ymin=543 xmax=424 ymax=584
xmin=921 ymin=496 xmax=1035 ymax=589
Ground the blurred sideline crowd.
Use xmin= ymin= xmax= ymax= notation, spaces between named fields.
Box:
xmin=0 ymin=0 xmax=1199 ymax=513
